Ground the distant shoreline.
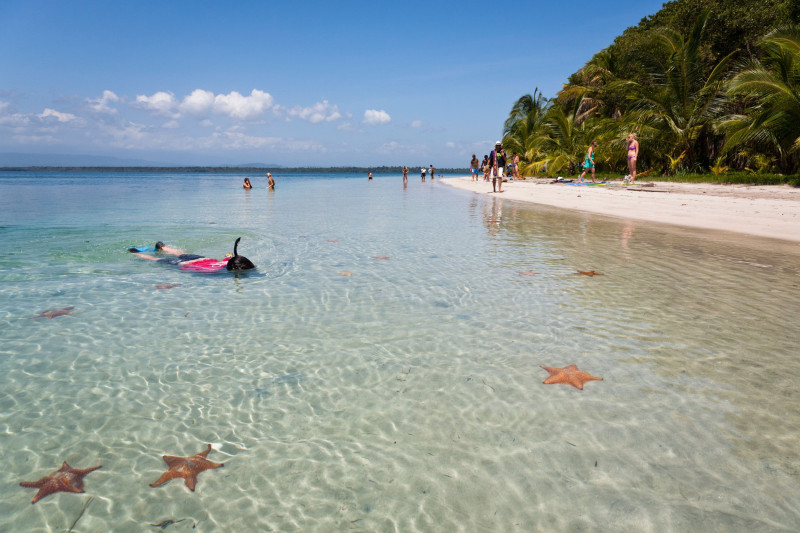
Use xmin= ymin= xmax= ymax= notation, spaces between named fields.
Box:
xmin=0 ymin=166 xmax=469 ymax=174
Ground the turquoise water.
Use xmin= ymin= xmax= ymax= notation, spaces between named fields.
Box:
xmin=1 ymin=171 xmax=799 ymax=532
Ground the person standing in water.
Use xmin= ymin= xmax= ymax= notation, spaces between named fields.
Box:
xmin=579 ymin=140 xmax=598 ymax=183
xmin=243 ymin=177 xmax=252 ymax=189
xmin=368 ymin=171 xmax=373 ymax=180
xmin=430 ymin=164 xmax=435 ymax=180
xmin=267 ymin=172 xmax=275 ymax=190
xmin=402 ymin=165 xmax=408 ymax=185
xmin=626 ymin=133 xmax=639 ymax=183
xmin=421 ymin=166 xmax=427 ymax=181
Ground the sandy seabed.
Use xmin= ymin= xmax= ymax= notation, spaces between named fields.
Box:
xmin=442 ymin=176 xmax=800 ymax=243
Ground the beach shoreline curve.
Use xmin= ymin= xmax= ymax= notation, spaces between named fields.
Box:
xmin=441 ymin=176 xmax=800 ymax=243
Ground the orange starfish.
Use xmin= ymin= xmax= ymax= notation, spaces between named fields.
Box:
xmin=540 ymin=364 xmax=603 ymax=390
xmin=575 ymin=270 xmax=603 ymax=276
xmin=373 ymin=256 xmax=391 ymax=260
xmin=518 ymin=271 xmax=537 ymax=276
xmin=149 ymin=444 xmax=223 ymax=492
xmin=338 ymin=272 xmax=353 ymax=276
xmin=32 ymin=306 xmax=75 ymax=319
xmin=155 ymin=283 xmax=181 ymax=290
xmin=20 ymin=461 xmax=101 ymax=504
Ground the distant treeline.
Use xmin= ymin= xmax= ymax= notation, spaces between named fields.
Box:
xmin=0 ymin=165 xmax=468 ymax=174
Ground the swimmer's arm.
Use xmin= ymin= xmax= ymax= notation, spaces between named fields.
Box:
xmin=130 ymin=251 xmax=160 ymax=261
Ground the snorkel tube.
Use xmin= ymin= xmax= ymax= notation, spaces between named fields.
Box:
xmin=226 ymin=237 xmax=255 ymax=271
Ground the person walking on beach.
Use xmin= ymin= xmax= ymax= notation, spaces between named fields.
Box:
xmin=626 ymin=133 xmax=639 ymax=183
xmin=470 ymin=154 xmax=480 ymax=181
xmin=421 ymin=166 xmax=427 ymax=181
xmin=482 ymin=155 xmax=490 ymax=181
xmin=402 ymin=165 xmax=408 ymax=185
xmin=579 ymin=140 xmax=598 ymax=183
xmin=267 ymin=172 xmax=275 ymax=190
xmin=512 ymin=153 xmax=520 ymax=179
xmin=490 ymin=141 xmax=506 ymax=193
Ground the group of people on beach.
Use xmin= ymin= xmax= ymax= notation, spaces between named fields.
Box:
xmin=243 ymin=173 xmax=275 ymax=190
xmin=578 ymin=133 xmax=639 ymax=183
xmin=470 ymin=141 xmax=521 ymax=193
xmin=469 ymin=133 xmax=639 ymax=187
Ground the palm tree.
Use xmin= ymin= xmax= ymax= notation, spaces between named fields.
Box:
xmin=721 ymin=25 xmax=800 ymax=174
xmin=502 ymin=89 xmax=549 ymax=175
xmin=529 ymin=96 xmax=600 ymax=176
xmin=627 ymin=10 xmax=735 ymax=172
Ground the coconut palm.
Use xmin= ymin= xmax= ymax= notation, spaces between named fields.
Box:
xmin=529 ymin=97 xmax=602 ymax=176
xmin=502 ymin=89 xmax=549 ymax=175
xmin=721 ymin=25 xmax=800 ymax=174
xmin=627 ymin=10 xmax=735 ymax=171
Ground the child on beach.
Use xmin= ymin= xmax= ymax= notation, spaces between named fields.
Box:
xmin=579 ymin=141 xmax=597 ymax=183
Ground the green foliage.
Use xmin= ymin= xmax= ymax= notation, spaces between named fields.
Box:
xmin=502 ymin=0 xmax=800 ymax=181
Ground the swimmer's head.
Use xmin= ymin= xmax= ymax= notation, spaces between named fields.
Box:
xmin=155 ymin=241 xmax=165 ymax=251
xmin=226 ymin=237 xmax=255 ymax=271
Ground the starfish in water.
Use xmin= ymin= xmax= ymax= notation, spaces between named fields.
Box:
xmin=541 ymin=364 xmax=603 ymax=390
xmin=155 ymin=283 xmax=181 ymax=290
xmin=20 ymin=462 xmax=101 ymax=503
xmin=150 ymin=444 xmax=223 ymax=492
xmin=575 ymin=270 xmax=603 ymax=276
xmin=373 ymin=256 xmax=391 ymax=260
xmin=32 ymin=306 xmax=75 ymax=319
xmin=518 ymin=271 xmax=537 ymax=276
xmin=338 ymin=272 xmax=353 ymax=277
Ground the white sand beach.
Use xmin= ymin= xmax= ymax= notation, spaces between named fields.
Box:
xmin=442 ymin=177 xmax=800 ymax=243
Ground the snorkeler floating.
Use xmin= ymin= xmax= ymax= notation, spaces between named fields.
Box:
xmin=129 ymin=237 xmax=255 ymax=272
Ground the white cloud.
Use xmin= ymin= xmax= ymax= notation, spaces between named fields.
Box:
xmin=410 ymin=120 xmax=423 ymax=128
xmin=39 ymin=108 xmax=76 ymax=122
xmin=213 ymin=89 xmax=273 ymax=119
xmin=286 ymin=100 xmax=342 ymax=123
xmin=88 ymin=90 xmax=120 ymax=114
xmin=363 ymin=109 xmax=391 ymax=125
xmin=135 ymin=91 xmax=179 ymax=117
xmin=0 ymin=101 xmax=9 ymax=113
xmin=179 ymin=89 xmax=215 ymax=116
xmin=176 ymin=89 xmax=273 ymax=120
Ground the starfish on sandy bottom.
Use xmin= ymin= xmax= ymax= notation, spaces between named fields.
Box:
xmin=540 ymin=364 xmax=603 ymax=390
xmin=32 ymin=306 xmax=75 ymax=319
xmin=575 ymin=270 xmax=603 ymax=276
xmin=373 ymin=256 xmax=391 ymax=260
xmin=518 ymin=271 xmax=537 ymax=276
xmin=20 ymin=461 xmax=101 ymax=504
xmin=150 ymin=444 xmax=223 ymax=492
xmin=155 ymin=283 xmax=181 ymax=290
xmin=338 ymin=272 xmax=353 ymax=277
xmin=327 ymin=239 xmax=339 ymax=242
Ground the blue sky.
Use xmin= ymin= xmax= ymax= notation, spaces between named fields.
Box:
xmin=0 ymin=0 xmax=666 ymax=167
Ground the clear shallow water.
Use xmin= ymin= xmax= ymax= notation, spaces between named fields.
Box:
xmin=1 ymin=171 xmax=799 ymax=532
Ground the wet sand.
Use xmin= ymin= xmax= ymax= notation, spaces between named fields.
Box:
xmin=441 ymin=177 xmax=800 ymax=243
